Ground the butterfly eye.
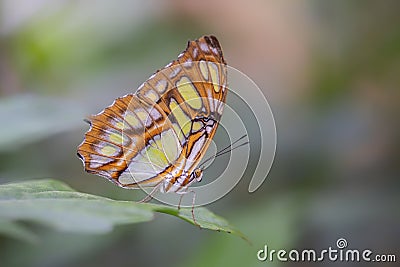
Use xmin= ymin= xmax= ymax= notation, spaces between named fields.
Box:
xmin=194 ymin=169 xmax=203 ymax=182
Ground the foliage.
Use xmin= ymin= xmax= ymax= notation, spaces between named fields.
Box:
xmin=0 ymin=179 xmax=247 ymax=242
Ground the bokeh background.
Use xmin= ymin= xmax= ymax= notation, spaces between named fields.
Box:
xmin=1 ymin=1 xmax=399 ymax=266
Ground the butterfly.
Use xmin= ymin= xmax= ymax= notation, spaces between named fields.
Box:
xmin=77 ymin=35 xmax=227 ymax=207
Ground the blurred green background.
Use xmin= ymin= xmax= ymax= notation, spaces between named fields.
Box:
xmin=0 ymin=1 xmax=399 ymax=266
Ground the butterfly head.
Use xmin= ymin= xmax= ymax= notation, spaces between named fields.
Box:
xmin=192 ymin=168 xmax=203 ymax=182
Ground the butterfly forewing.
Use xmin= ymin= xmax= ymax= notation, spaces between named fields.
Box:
xmin=77 ymin=35 xmax=227 ymax=192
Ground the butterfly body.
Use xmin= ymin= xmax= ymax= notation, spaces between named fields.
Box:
xmin=77 ymin=35 xmax=227 ymax=195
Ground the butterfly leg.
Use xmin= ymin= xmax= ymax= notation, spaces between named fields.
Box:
xmin=138 ymin=184 xmax=160 ymax=203
xmin=177 ymin=194 xmax=185 ymax=210
xmin=138 ymin=194 xmax=153 ymax=203
xmin=177 ymin=189 xmax=200 ymax=227
xmin=188 ymin=190 xmax=200 ymax=227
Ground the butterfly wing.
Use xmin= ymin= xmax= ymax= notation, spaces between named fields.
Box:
xmin=77 ymin=35 xmax=227 ymax=189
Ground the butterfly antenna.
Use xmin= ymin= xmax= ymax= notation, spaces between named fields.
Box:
xmin=200 ymin=134 xmax=248 ymax=169
xmin=213 ymin=134 xmax=248 ymax=157
xmin=214 ymin=140 xmax=249 ymax=158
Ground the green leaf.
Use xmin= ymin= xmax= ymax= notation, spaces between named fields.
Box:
xmin=142 ymin=203 xmax=249 ymax=242
xmin=0 ymin=179 xmax=154 ymax=234
xmin=0 ymin=179 xmax=247 ymax=241
xmin=0 ymin=220 xmax=39 ymax=244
